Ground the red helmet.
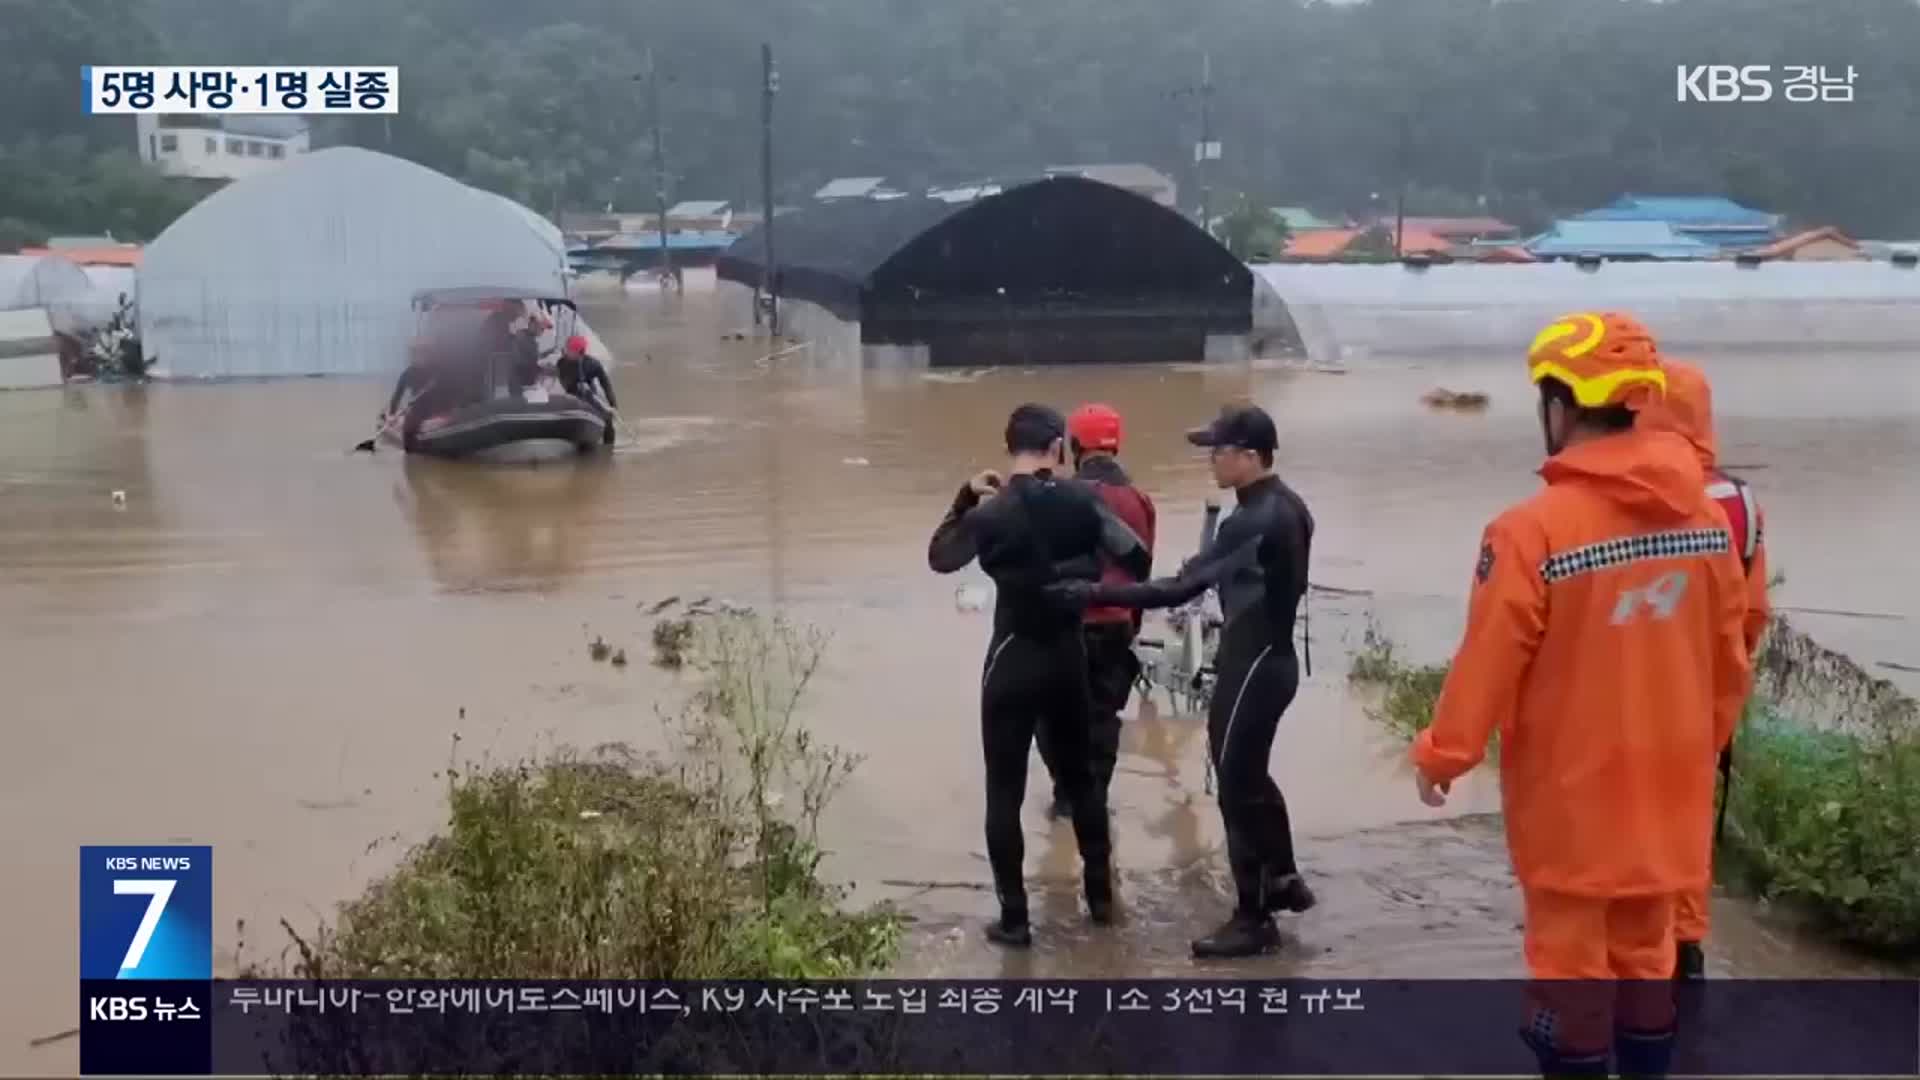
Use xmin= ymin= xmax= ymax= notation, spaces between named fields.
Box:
xmin=565 ymin=335 xmax=588 ymax=355
xmin=1068 ymin=403 xmax=1123 ymax=453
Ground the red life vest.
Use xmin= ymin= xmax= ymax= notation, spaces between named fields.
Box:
xmin=1089 ymin=481 xmax=1156 ymax=626
xmin=1706 ymin=470 xmax=1761 ymax=576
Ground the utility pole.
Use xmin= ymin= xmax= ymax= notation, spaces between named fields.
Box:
xmin=642 ymin=49 xmax=672 ymax=284
xmin=1394 ymin=112 xmax=1411 ymax=258
xmin=761 ymin=43 xmax=779 ymax=335
xmin=1198 ymin=52 xmax=1215 ymax=235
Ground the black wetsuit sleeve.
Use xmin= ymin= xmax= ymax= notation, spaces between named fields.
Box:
xmin=1089 ymin=503 xmax=1264 ymax=610
xmin=591 ymin=360 xmax=617 ymax=408
xmin=1093 ymin=500 xmax=1152 ymax=581
xmin=928 ymin=484 xmax=984 ymax=573
xmin=386 ymin=366 xmax=423 ymax=413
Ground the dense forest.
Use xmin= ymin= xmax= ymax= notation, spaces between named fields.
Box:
xmin=4 ymin=0 xmax=1919 ymax=247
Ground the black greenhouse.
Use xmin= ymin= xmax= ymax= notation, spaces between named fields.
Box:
xmin=717 ymin=176 xmax=1252 ymax=367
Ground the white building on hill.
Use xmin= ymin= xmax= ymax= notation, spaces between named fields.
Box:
xmin=136 ymin=114 xmax=311 ymax=182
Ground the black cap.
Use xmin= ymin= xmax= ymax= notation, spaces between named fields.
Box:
xmin=1185 ymin=404 xmax=1277 ymax=453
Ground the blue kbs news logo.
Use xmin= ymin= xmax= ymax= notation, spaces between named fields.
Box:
xmin=79 ymin=846 xmax=212 ymax=980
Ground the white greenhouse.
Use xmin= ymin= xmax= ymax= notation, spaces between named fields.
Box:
xmin=137 ymin=147 xmax=573 ymax=379
xmin=1256 ymin=260 xmax=1920 ymax=364
xmin=0 ymin=253 xmax=95 ymax=333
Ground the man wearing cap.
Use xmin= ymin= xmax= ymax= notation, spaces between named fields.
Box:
xmin=1050 ymin=402 xmax=1318 ymax=959
xmin=928 ymin=404 xmax=1151 ymax=947
xmin=1410 ymin=313 xmax=1752 ymax=1076
xmin=1036 ymin=403 xmax=1159 ymax=822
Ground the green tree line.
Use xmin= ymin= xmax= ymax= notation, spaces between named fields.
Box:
xmin=5 ymin=0 xmax=1919 ymax=247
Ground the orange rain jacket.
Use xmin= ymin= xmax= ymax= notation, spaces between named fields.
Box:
xmin=1647 ymin=360 xmax=1770 ymax=657
xmin=1412 ymin=428 xmax=1754 ymax=897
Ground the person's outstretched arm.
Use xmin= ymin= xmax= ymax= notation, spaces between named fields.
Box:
xmin=593 ymin=359 xmax=618 ymax=408
xmin=1059 ymin=503 xmax=1267 ymax=611
xmin=928 ymin=483 xmax=985 ymax=574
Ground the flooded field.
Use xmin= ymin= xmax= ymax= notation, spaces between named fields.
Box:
xmin=3 ymin=283 xmax=1917 ymax=1071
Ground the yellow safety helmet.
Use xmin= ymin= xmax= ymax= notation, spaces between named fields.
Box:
xmin=1527 ymin=311 xmax=1668 ymax=410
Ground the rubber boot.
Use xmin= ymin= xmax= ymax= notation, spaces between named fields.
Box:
xmin=1614 ymin=1026 xmax=1676 ymax=1079
xmin=1085 ymin=865 xmax=1115 ymax=926
xmin=1518 ymin=1026 xmax=1611 ymax=1078
xmin=1190 ymin=911 xmax=1280 ymax=959
xmin=1674 ymin=940 xmax=1706 ymax=981
xmin=1263 ymin=870 xmax=1317 ymax=915
xmin=984 ymin=908 xmax=1032 ymax=949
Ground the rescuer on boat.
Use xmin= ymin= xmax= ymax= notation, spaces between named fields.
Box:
xmin=1409 ymin=313 xmax=1752 ymax=1077
xmin=1644 ymin=357 xmax=1772 ymax=983
xmin=1049 ymin=403 xmax=1318 ymax=960
xmin=1038 ymin=403 xmax=1157 ymax=822
xmin=556 ymin=334 xmax=619 ymax=447
xmin=927 ymin=404 xmax=1150 ymax=947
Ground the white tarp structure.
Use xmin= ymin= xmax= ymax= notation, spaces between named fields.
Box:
xmin=61 ymin=264 xmax=138 ymax=334
xmin=137 ymin=147 xmax=571 ymax=378
xmin=0 ymin=254 xmax=93 ymax=334
xmin=1256 ymin=261 xmax=1920 ymax=363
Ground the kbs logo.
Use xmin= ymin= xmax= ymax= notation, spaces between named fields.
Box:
xmin=79 ymin=846 xmax=212 ymax=980
xmin=1676 ymin=65 xmax=1773 ymax=103
xmin=88 ymin=996 xmax=149 ymax=1021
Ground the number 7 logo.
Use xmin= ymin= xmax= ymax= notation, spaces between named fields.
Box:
xmin=114 ymin=879 xmax=175 ymax=972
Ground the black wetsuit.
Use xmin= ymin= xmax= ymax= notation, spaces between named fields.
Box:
xmin=928 ymin=471 xmax=1149 ymax=920
xmin=1073 ymin=474 xmax=1313 ymax=917
xmin=558 ymin=353 xmax=619 ymax=445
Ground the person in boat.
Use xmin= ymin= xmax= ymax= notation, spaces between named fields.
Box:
xmin=1036 ymin=403 xmax=1157 ymax=823
xmin=507 ymin=308 xmax=551 ymax=398
xmin=926 ymin=404 xmax=1150 ymax=948
xmin=1642 ymin=358 xmax=1771 ymax=984
xmin=1049 ymin=403 xmax=1318 ymax=960
xmin=556 ymin=334 xmax=619 ymax=446
xmin=1407 ymin=313 xmax=1751 ymax=1077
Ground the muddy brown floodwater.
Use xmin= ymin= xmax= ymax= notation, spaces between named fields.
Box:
xmin=3 ymin=279 xmax=1917 ymax=1073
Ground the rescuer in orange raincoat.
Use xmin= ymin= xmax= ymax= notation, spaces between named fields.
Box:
xmin=1410 ymin=313 xmax=1754 ymax=1077
xmin=1643 ymin=358 xmax=1771 ymax=981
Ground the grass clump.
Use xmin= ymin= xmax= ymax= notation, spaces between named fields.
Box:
xmin=266 ymin=611 xmax=901 ymax=982
xmin=1347 ymin=622 xmax=1455 ymax=747
xmin=1349 ymin=606 xmax=1920 ymax=951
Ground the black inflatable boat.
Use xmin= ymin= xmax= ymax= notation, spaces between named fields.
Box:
xmin=402 ymin=391 xmax=609 ymax=461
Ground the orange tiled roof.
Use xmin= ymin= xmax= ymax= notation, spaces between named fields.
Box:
xmin=1749 ymin=227 xmax=1859 ymax=259
xmin=1283 ymin=226 xmax=1454 ymax=259
xmin=20 ymin=245 xmax=141 ymax=267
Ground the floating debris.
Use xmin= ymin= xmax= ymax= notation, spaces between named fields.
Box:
xmin=646 ymin=595 xmax=681 ymax=614
xmin=111 ymin=489 xmax=127 ymax=507
xmin=588 ymin=636 xmax=612 ymax=662
xmin=843 ymin=457 xmax=871 ymax=467
xmin=1420 ymin=388 xmax=1490 ymax=411
xmin=955 ymin=585 xmax=990 ymax=614
xmin=652 ymin=618 xmax=696 ymax=669
xmin=610 ymin=648 xmax=628 ymax=668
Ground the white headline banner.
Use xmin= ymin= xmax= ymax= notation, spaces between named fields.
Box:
xmin=84 ymin=66 xmax=399 ymax=115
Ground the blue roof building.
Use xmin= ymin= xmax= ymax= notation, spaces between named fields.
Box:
xmin=1525 ymin=220 xmax=1718 ymax=261
xmin=1572 ymin=195 xmax=1781 ymax=249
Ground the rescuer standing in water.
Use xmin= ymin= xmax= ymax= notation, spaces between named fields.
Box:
xmin=1037 ymin=403 xmax=1158 ymax=822
xmin=928 ymin=404 xmax=1150 ymax=947
xmin=1643 ymin=358 xmax=1772 ymax=982
xmin=1051 ymin=403 xmax=1317 ymax=959
xmin=1410 ymin=313 xmax=1752 ymax=1077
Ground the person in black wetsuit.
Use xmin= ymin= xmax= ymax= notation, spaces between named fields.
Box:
xmin=557 ymin=334 xmax=619 ymax=446
xmin=1051 ymin=403 xmax=1317 ymax=959
xmin=928 ymin=404 xmax=1150 ymax=948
